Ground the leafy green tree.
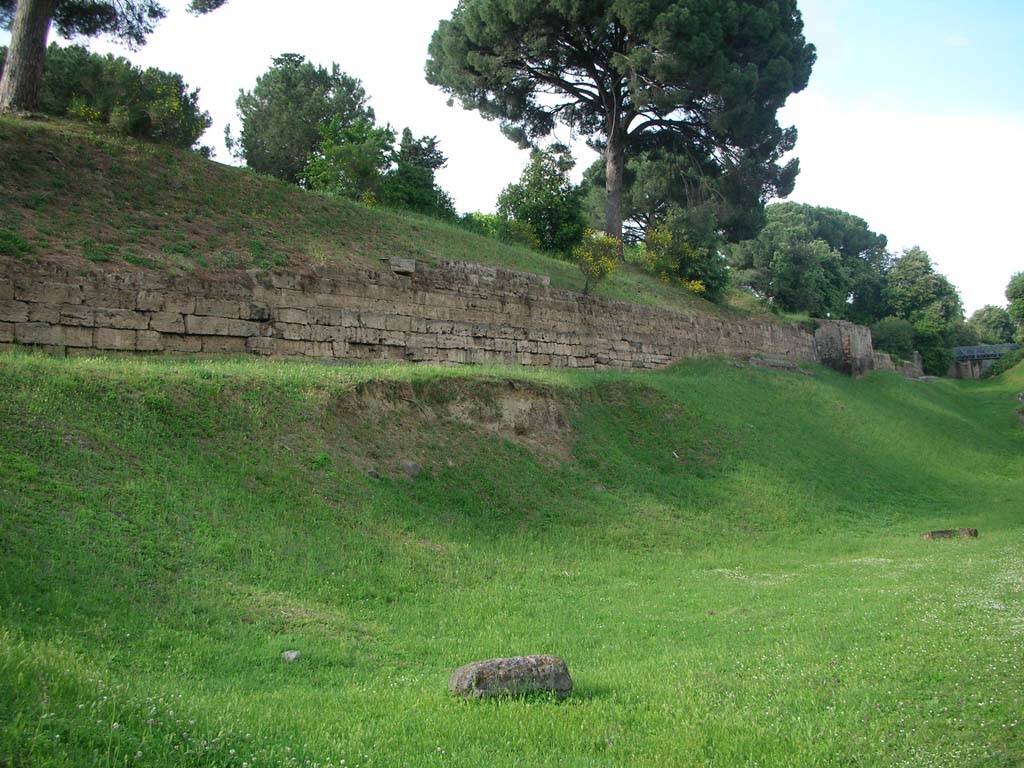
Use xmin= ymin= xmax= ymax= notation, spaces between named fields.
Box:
xmin=497 ymin=146 xmax=586 ymax=255
xmin=0 ymin=0 xmax=225 ymax=112
xmin=0 ymin=43 xmax=210 ymax=149
xmin=426 ymin=0 xmax=815 ymax=242
xmin=1007 ymin=271 xmax=1024 ymax=341
xmin=304 ymin=117 xmax=394 ymax=203
xmin=728 ymin=202 xmax=889 ymax=321
xmin=967 ymin=305 xmax=1015 ymax=345
xmin=871 ymin=317 xmax=916 ymax=360
xmin=379 ymin=128 xmax=457 ymax=220
xmin=231 ymin=54 xmax=373 ymax=184
xmin=883 ymin=247 xmax=964 ymax=375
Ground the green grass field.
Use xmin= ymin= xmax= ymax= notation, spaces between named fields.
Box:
xmin=1 ymin=351 xmax=1021 ymax=767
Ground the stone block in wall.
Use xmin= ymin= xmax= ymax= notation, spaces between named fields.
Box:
xmin=0 ymin=300 xmax=29 ymax=322
xmin=95 ymin=328 xmax=137 ymax=350
xmin=17 ymin=282 xmax=82 ymax=305
xmin=60 ymin=305 xmax=95 ymax=327
xmin=185 ymin=315 xmax=261 ymax=337
xmin=307 ymin=307 xmax=357 ymax=326
xmin=94 ymin=308 xmax=150 ymax=330
xmin=62 ymin=326 xmax=94 ymax=347
xmin=241 ymin=302 xmax=272 ymax=322
xmin=194 ymin=298 xmax=242 ymax=318
xmin=15 ymin=322 xmax=63 ymax=345
xmin=276 ymin=289 xmax=312 ymax=309
xmin=163 ymin=295 xmax=196 ymax=315
xmin=274 ymin=322 xmax=311 ymax=341
xmin=136 ymin=331 xmax=163 ymax=352
xmin=385 ymin=314 xmax=412 ymax=332
xmin=201 ymin=336 xmax=247 ymax=353
xmin=28 ymin=304 xmax=59 ymax=323
xmin=136 ymin=291 xmax=164 ymax=312
xmin=0 ymin=279 xmax=12 ymax=301
xmin=359 ymin=312 xmax=388 ymax=330
xmin=275 ymin=307 xmax=308 ymax=325
xmin=162 ymin=334 xmax=202 ymax=353
xmin=246 ymin=337 xmax=276 ymax=355
xmin=0 ymin=322 xmax=13 ymax=342
xmin=150 ymin=313 xmax=185 ymax=334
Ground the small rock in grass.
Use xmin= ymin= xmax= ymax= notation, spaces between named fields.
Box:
xmin=367 ymin=469 xmax=381 ymax=480
xmin=921 ymin=528 xmax=978 ymax=541
xmin=281 ymin=650 xmax=300 ymax=662
xmin=1017 ymin=392 xmax=1024 ymax=402
xmin=401 ymin=460 xmax=423 ymax=479
xmin=449 ymin=655 xmax=572 ymax=700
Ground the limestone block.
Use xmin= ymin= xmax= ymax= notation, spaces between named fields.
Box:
xmin=385 ymin=314 xmax=412 ymax=332
xmin=185 ymin=316 xmax=261 ymax=337
xmin=161 ymin=334 xmax=202 ymax=353
xmin=62 ymin=326 xmax=94 ymax=348
xmin=0 ymin=300 xmax=30 ymax=322
xmin=136 ymin=331 xmax=163 ymax=351
xmin=28 ymin=304 xmax=59 ymax=323
xmin=149 ymin=313 xmax=185 ymax=334
xmin=163 ymin=295 xmax=196 ymax=315
xmin=60 ymin=305 xmax=95 ymax=326
xmin=275 ymin=307 xmax=308 ymax=325
xmin=360 ymin=312 xmax=388 ymax=330
xmin=94 ymin=308 xmax=150 ymax=330
xmin=15 ymin=322 xmax=63 ymax=345
xmin=347 ymin=327 xmax=382 ymax=345
xmin=0 ymin=322 xmax=13 ymax=342
xmin=271 ymin=339 xmax=310 ymax=357
xmin=307 ymin=307 xmax=357 ymax=326
xmin=201 ymin=336 xmax=247 ymax=353
xmin=195 ymin=298 xmax=241 ymax=318
xmin=276 ymin=289 xmax=311 ymax=309
xmin=95 ymin=328 xmax=137 ymax=350
xmin=241 ymin=302 xmax=272 ymax=322
xmin=135 ymin=290 xmax=164 ymax=312
xmin=245 ymin=337 xmax=276 ymax=355
xmin=274 ymin=322 xmax=312 ymax=341
xmin=0 ymin=279 xmax=13 ymax=301
xmin=17 ymin=282 xmax=81 ymax=305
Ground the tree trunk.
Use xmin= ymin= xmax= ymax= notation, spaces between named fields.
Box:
xmin=603 ymin=132 xmax=625 ymax=245
xmin=0 ymin=0 xmax=59 ymax=113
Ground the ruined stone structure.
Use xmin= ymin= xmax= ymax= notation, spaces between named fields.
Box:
xmin=0 ymin=255 xmax=920 ymax=376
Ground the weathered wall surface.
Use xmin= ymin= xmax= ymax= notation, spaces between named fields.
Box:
xmin=0 ymin=255 xmax=909 ymax=376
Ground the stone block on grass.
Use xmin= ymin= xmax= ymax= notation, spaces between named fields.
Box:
xmin=449 ymin=655 xmax=572 ymax=700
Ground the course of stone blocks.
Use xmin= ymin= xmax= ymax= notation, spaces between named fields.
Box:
xmin=0 ymin=255 xmax=920 ymax=377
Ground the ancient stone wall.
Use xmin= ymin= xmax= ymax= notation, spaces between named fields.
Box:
xmin=0 ymin=255 xmax=908 ymax=376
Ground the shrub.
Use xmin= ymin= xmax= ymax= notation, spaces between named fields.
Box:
xmin=572 ymin=230 xmax=620 ymax=294
xmin=871 ymin=316 xmax=916 ymax=360
xmin=0 ymin=43 xmax=212 ymax=150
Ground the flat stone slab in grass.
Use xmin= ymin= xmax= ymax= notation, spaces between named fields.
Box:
xmin=449 ymin=655 xmax=572 ymax=699
xmin=921 ymin=528 xmax=978 ymax=541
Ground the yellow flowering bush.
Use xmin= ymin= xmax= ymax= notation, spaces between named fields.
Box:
xmin=572 ymin=230 xmax=620 ymax=294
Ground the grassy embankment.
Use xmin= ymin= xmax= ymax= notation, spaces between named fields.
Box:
xmin=1 ymin=350 xmax=1022 ymax=767
xmin=0 ymin=116 xmax=749 ymax=316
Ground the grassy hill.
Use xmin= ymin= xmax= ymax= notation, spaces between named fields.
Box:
xmin=1 ymin=350 xmax=1022 ymax=767
xmin=0 ymin=116 xmax=755 ymax=317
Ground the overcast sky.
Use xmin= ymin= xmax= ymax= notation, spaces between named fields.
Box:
xmin=3 ymin=0 xmax=1022 ymax=313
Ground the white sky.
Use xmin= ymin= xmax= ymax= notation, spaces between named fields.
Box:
xmin=3 ymin=0 xmax=1021 ymax=313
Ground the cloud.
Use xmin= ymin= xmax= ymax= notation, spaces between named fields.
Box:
xmin=780 ymin=92 xmax=1022 ymax=313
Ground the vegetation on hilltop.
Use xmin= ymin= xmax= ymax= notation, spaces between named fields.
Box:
xmin=0 ymin=352 xmax=1021 ymax=766
xmin=0 ymin=115 xmax=760 ymax=316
